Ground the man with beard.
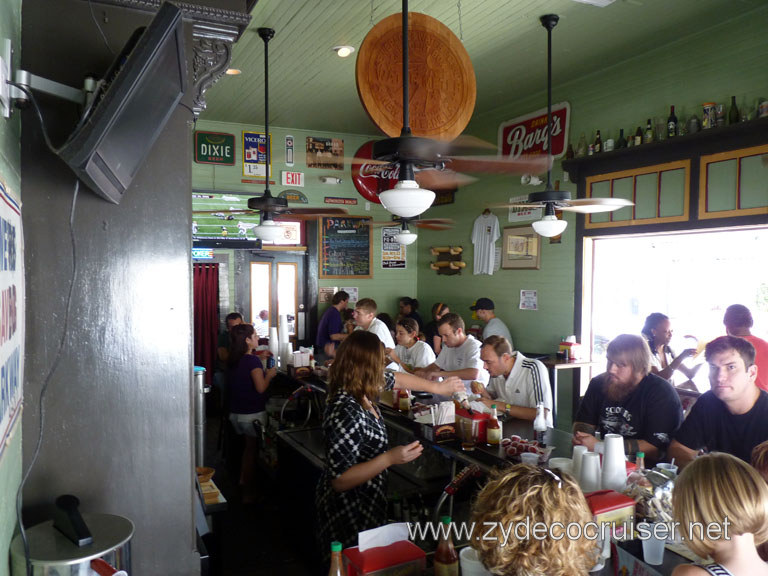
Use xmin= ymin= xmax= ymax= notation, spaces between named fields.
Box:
xmin=668 ymin=335 xmax=768 ymax=468
xmin=572 ymin=334 xmax=683 ymax=464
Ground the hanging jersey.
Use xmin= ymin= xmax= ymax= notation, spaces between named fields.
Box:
xmin=472 ymin=213 xmax=500 ymax=275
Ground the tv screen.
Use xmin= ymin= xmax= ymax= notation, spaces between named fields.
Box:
xmin=58 ymin=2 xmax=187 ymax=204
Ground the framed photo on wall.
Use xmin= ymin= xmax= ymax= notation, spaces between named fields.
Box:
xmin=502 ymin=225 xmax=541 ymax=270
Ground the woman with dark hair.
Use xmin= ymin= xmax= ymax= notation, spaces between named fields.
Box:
xmin=424 ymin=302 xmax=450 ymax=355
xmin=641 ymin=312 xmax=700 ymax=384
xmin=398 ymin=296 xmax=423 ymax=332
xmin=386 ymin=317 xmax=436 ymax=373
xmin=316 ymin=330 xmax=462 ymax=560
xmin=227 ymin=323 xmax=276 ymax=502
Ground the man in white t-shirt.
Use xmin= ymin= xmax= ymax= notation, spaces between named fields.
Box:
xmin=353 ymin=298 xmax=398 ymax=370
xmin=474 ymin=335 xmax=553 ymax=426
xmin=415 ymin=313 xmax=489 ymax=391
xmin=470 ymin=297 xmax=513 ymax=346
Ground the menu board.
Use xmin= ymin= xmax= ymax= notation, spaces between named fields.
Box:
xmin=320 ymin=216 xmax=372 ymax=279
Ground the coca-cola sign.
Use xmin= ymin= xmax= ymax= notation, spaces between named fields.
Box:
xmin=351 ymin=141 xmax=400 ymax=204
xmin=498 ymin=102 xmax=570 ymax=161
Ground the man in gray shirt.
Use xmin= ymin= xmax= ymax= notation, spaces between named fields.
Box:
xmin=470 ymin=298 xmax=512 ymax=346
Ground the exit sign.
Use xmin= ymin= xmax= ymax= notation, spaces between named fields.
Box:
xmin=281 ymin=171 xmax=305 ymax=187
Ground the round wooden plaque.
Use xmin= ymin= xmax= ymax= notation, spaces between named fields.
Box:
xmin=356 ymin=12 xmax=476 ymax=142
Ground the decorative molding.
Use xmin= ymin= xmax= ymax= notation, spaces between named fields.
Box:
xmin=81 ymin=0 xmax=251 ymax=30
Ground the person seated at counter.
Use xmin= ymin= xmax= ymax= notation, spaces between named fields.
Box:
xmin=398 ymin=296 xmax=423 ymax=332
xmin=217 ymin=311 xmax=243 ymax=367
xmin=316 ymin=290 xmax=349 ymax=361
xmin=641 ymin=312 xmax=700 ymax=388
xmin=724 ymin=304 xmax=768 ymax=391
xmin=414 ymin=313 xmax=489 ymax=389
xmin=424 ymin=302 xmax=450 ymax=355
xmin=668 ymin=336 xmax=768 ymax=469
xmin=472 ymin=336 xmax=553 ymax=425
xmin=227 ymin=323 xmax=277 ymax=503
xmin=470 ymin=297 xmax=513 ymax=346
xmin=386 ymin=317 xmax=435 ymax=373
xmin=352 ymin=298 xmax=397 ymax=369
xmin=315 ymin=331 xmax=463 ymax=564
xmin=671 ymin=452 xmax=768 ymax=576
xmin=471 ymin=464 xmax=597 ymax=576
xmin=573 ymin=334 xmax=683 ymax=464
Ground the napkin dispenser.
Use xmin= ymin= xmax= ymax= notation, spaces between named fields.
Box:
xmin=585 ymin=489 xmax=635 ymax=540
xmin=455 ymin=407 xmax=490 ymax=444
xmin=342 ymin=541 xmax=425 ymax=576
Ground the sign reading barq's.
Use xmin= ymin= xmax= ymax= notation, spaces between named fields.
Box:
xmin=498 ymin=102 xmax=570 ymax=161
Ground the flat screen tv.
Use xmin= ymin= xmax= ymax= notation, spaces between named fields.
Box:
xmin=58 ymin=2 xmax=187 ymax=204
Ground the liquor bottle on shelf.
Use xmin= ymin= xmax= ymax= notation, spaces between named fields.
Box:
xmin=644 ymin=119 xmax=654 ymax=143
xmin=729 ymin=96 xmax=740 ymax=124
xmin=434 ymin=516 xmax=459 ymax=575
xmin=634 ymin=126 xmax=643 ymax=146
xmin=329 ymin=541 xmax=344 ymax=576
xmin=593 ymin=130 xmax=602 ymax=153
xmin=617 ymin=129 xmax=627 ymax=149
xmin=667 ymin=106 xmax=678 ymax=137
xmin=487 ymin=405 xmax=501 ymax=446
xmin=576 ymin=133 xmax=587 ymax=157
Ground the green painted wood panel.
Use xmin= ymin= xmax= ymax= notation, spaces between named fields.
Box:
xmin=740 ymin=155 xmax=768 ymax=209
xmin=590 ymin=181 xmax=612 ymax=224
xmin=707 ymin=159 xmax=738 ymax=212
xmin=660 ymin=168 xmax=686 ymax=217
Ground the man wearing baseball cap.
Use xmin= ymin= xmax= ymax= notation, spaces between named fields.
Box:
xmin=470 ymin=298 xmax=513 ymax=346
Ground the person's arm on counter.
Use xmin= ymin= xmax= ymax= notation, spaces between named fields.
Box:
xmin=416 ymin=365 xmax=480 ymax=382
xmin=667 ymin=440 xmax=698 ymax=469
xmin=331 ymin=441 xmax=423 ymax=492
xmin=391 ymin=372 xmax=464 ymax=397
xmin=572 ymin=423 xmax=662 ymax=460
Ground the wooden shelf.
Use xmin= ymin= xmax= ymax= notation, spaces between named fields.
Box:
xmin=563 ymin=116 xmax=768 ymax=181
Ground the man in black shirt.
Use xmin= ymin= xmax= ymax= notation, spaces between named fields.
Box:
xmin=669 ymin=335 xmax=768 ymax=468
xmin=573 ymin=334 xmax=683 ymax=464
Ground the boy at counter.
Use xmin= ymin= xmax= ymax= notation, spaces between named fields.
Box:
xmin=668 ymin=335 xmax=768 ymax=469
xmin=414 ymin=313 xmax=489 ymax=390
xmin=352 ymin=298 xmax=397 ymax=369
xmin=572 ymin=334 xmax=682 ymax=464
xmin=473 ymin=335 xmax=553 ymax=425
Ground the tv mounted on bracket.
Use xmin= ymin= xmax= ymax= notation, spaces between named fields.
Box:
xmin=57 ymin=2 xmax=187 ymax=204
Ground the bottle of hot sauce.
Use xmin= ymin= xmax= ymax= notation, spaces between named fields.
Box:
xmin=328 ymin=541 xmax=343 ymax=576
xmin=487 ymin=404 xmax=501 ymax=447
xmin=434 ymin=516 xmax=459 ymax=575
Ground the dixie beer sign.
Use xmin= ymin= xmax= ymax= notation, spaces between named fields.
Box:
xmin=498 ymin=102 xmax=570 ymax=161
xmin=194 ymin=131 xmax=235 ymax=165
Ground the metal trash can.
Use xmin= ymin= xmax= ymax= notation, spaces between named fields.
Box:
xmin=193 ymin=366 xmax=209 ymax=468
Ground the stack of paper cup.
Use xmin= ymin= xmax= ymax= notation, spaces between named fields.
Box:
xmin=601 ymin=433 xmax=627 ymax=492
xmin=580 ymin=452 xmax=602 ymax=492
xmin=268 ymin=327 xmax=279 ymax=359
xmin=278 ymin=314 xmax=290 ymax=346
xmin=572 ymin=445 xmax=588 ymax=482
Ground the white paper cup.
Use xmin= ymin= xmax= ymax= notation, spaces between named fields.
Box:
xmin=520 ymin=452 xmax=539 ymax=466
xmin=459 ymin=546 xmax=492 ymax=576
xmin=656 ymin=463 xmax=678 ymax=478
xmin=638 ymin=523 xmax=665 ymax=565
xmin=580 ymin=452 xmax=602 ymax=492
xmin=572 ymin=445 xmax=588 ymax=481
xmin=548 ymin=457 xmax=573 ymax=476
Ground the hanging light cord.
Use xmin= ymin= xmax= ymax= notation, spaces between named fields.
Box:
xmin=457 ymin=0 xmax=464 ymax=41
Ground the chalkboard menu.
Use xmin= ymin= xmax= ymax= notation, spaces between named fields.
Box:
xmin=320 ymin=216 xmax=372 ymax=278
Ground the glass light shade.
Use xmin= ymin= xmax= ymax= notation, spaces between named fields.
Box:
xmin=532 ymin=215 xmax=567 ymax=237
xmin=252 ymin=220 xmax=284 ymax=242
xmin=379 ymin=180 xmax=435 ymax=218
xmin=394 ymin=230 xmax=418 ymax=245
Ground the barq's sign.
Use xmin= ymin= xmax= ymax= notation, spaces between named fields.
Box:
xmin=498 ymin=102 xmax=570 ymax=161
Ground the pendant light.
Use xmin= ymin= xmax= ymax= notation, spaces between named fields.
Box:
xmin=531 ymin=14 xmax=568 ymax=239
xmin=251 ymin=27 xmax=284 ymax=243
xmin=378 ymin=1 xmax=435 ymax=219
xmin=394 ymin=220 xmax=418 ymax=245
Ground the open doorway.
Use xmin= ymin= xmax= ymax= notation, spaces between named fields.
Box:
xmin=582 ymin=225 xmax=768 ymax=391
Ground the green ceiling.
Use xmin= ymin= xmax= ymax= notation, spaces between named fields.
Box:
xmin=200 ymin=0 xmax=766 ymax=136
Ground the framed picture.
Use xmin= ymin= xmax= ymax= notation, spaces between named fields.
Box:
xmin=502 ymin=225 xmax=541 ymax=270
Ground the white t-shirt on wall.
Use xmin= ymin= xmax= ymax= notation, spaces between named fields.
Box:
xmin=435 ymin=335 xmax=489 ymax=387
xmin=472 ymin=213 xmax=500 ymax=275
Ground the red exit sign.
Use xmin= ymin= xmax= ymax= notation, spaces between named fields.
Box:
xmin=281 ymin=171 xmax=305 ymax=187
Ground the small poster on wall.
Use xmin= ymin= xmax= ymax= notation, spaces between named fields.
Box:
xmin=340 ymin=287 xmax=359 ymax=303
xmin=319 ymin=287 xmax=337 ymax=303
xmin=306 ymin=136 xmax=344 ymax=170
xmin=242 ymin=131 xmax=272 ymax=178
xmin=520 ymin=290 xmax=538 ymax=311
xmin=381 ymin=227 xmax=406 ymax=269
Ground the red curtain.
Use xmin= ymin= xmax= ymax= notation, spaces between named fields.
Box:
xmin=193 ymin=263 xmax=219 ymax=386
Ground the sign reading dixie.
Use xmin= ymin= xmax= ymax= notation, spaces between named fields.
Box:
xmin=195 ymin=131 xmax=235 ymax=165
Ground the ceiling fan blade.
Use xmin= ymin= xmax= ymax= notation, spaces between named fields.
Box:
xmin=447 ymin=134 xmax=498 ymax=153
xmin=283 ymin=207 xmax=349 ymax=215
xmin=485 ymin=202 xmax=546 ymax=209
xmin=411 ymin=219 xmax=454 ymax=230
xmin=559 ymin=197 xmax=635 ymax=214
xmin=193 ymin=209 xmax=254 ymax=215
xmin=445 ymin=154 xmax=552 ymax=175
xmin=414 ymin=169 xmax=476 ymax=190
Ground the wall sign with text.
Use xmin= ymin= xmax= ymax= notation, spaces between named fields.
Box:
xmin=498 ymin=102 xmax=570 ymax=161
xmin=243 ymin=131 xmax=272 ymax=178
xmin=194 ymin=131 xmax=235 ymax=165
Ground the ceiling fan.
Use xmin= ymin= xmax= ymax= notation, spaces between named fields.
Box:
xmin=489 ymin=14 xmax=633 ymax=237
xmin=365 ymin=216 xmax=455 ymax=245
xmin=192 ymin=27 xmax=348 ymax=241
xmin=357 ymin=0 xmax=552 ymax=219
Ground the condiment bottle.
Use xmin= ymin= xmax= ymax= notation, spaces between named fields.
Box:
xmin=434 ymin=516 xmax=459 ymax=575
xmin=328 ymin=541 xmax=344 ymax=576
xmin=487 ymin=404 xmax=501 ymax=446
xmin=398 ymin=388 xmax=410 ymax=412
xmin=534 ymin=403 xmax=547 ymax=446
